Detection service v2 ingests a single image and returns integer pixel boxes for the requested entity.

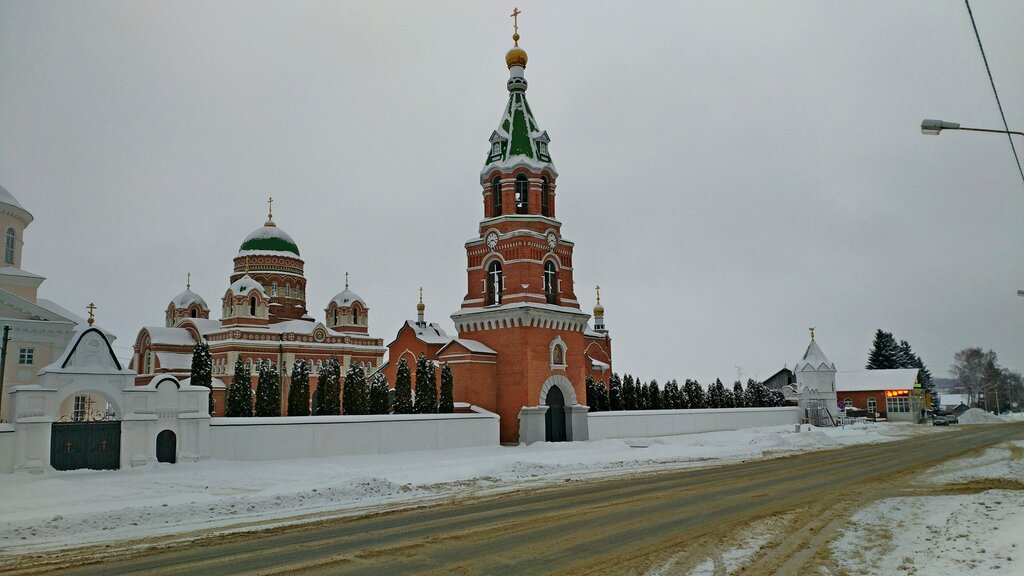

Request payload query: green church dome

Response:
[238,224,300,257]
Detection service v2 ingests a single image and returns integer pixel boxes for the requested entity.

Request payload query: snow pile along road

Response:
[957,407,1010,424]
[0,422,925,554]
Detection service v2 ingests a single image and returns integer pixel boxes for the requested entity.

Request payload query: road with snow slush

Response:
[10,422,1024,575]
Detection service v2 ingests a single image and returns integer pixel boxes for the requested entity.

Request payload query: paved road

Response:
[18,423,1024,575]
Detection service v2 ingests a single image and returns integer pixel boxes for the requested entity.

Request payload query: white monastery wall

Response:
[0,424,14,473]
[587,407,800,440]
[208,407,500,461]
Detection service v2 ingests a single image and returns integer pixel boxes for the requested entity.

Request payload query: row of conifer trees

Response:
[584,374,786,411]
[188,343,454,417]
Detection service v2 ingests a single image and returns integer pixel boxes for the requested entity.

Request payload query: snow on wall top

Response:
[835,369,921,392]
[407,321,451,345]
[145,326,198,346]
[156,351,194,370]
[794,339,836,372]
[237,224,300,257]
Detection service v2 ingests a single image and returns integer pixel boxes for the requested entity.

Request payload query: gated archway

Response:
[545,386,567,442]
[156,430,177,464]
[50,416,121,471]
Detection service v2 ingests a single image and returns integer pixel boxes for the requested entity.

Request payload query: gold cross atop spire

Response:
[419,286,424,304]
[187,272,191,290]
[595,285,602,305]
[266,196,275,226]
[809,327,816,340]
[345,271,349,290]
[87,303,97,326]
[510,7,521,45]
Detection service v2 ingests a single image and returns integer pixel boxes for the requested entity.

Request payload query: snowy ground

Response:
[0,421,924,555]
[831,439,1024,576]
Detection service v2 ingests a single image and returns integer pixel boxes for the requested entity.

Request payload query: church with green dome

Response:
[131,201,385,415]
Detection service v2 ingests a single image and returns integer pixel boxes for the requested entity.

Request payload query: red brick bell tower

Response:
[442,16,602,444]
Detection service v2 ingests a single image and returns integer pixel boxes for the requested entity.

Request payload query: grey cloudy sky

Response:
[2,1,1022,383]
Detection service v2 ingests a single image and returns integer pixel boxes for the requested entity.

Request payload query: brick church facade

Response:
[384,29,613,443]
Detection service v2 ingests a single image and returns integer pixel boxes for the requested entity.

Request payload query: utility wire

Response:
[964,0,1024,188]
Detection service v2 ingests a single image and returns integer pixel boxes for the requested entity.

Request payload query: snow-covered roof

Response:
[238,224,299,257]
[329,288,366,308]
[145,326,197,346]
[440,338,496,355]
[227,274,267,298]
[480,62,557,179]
[794,339,836,372]
[266,319,320,334]
[407,321,451,345]
[156,351,194,370]
[0,266,44,280]
[35,298,85,326]
[170,288,210,311]
[181,376,227,389]
[835,369,920,392]
[177,317,222,335]
[0,183,33,224]
[42,326,133,375]
[588,356,610,371]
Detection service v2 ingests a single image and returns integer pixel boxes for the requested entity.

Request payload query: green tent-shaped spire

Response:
[483,43,555,173]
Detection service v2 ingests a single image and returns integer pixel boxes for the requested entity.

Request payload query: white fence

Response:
[0,425,13,474]
[587,407,801,440]
[209,406,500,461]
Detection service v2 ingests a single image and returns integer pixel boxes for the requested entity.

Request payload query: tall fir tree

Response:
[707,378,727,408]
[255,361,281,417]
[394,357,414,414]
[866,329,902,369]
[189,342,214,415]
[608,373,623,411]
[368,371,391,414]
[623,375,637,410]
[288,360,310,416]
[596,380,610,411]
[662,379,679,409]
[585,375,597,411]
[733,380,745,408]
[317,356,341,415]
[342,365,359,415]
[225,357,253,417]
[745,378,770,407]
[648,380,662,409]
[347,365,369,415]
[439,363,455,413]
[414,354,438,414]
[684,379,706,409]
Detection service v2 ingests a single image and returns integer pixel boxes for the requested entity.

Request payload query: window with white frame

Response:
[886,396,911,413]
[73,395,87,421]
[5,228,15,264]
[867,397,876,413]
[18,347,34,365]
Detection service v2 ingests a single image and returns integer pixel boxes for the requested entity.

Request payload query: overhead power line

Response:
[964,0,1024,188]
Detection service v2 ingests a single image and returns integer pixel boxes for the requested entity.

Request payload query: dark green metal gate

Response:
[545,386,567,442]
[50,421,121,471]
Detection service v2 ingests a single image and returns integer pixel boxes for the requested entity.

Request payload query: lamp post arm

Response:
[952,126,1024,138]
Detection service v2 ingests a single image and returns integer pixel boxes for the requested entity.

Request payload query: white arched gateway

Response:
[4,326,210,473]
[518,374,589,445]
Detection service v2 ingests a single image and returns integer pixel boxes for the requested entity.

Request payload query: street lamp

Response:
[921,119,1024,137]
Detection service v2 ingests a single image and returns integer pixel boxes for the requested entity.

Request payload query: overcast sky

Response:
[2,1,1022,383]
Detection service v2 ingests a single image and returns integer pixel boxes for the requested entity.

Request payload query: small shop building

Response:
[835,368,928,423]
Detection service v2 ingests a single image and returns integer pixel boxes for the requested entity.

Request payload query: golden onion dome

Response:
[506,37,528,69]
[416,301,426,312]
[593,303,605,316]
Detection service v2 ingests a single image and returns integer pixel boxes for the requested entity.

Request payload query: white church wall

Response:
[587,407,800,440]
[208,407,499,461]
[0,425,14,473]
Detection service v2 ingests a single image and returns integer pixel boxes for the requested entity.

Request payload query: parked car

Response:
[947,415,959,424]
[932,416,949,426]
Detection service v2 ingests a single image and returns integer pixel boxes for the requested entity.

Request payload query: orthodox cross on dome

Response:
[87,303,97,326]
[419,286,424,304]
[187,272,191,290]
[510,7,521,45]
[809,327,816,340]
[595,285,602,305]
[345,271,349,290]
[266,196,275,226]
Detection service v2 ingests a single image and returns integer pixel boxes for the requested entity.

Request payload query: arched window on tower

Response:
[486,261,503,305]
[333,308,338,325]
[352,307,359,324]
[190,308,198,318]
[249,297,257,316]
[515,174,529,214]
[4,228,15,264]
[541,177,550,217]
[491,177,502,216]
[544,261,558,304]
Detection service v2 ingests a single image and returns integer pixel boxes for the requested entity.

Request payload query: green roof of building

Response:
[238,224,300,257]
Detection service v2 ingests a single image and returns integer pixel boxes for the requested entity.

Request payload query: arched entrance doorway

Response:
[545,386,567,442]
[156,430,177,464]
